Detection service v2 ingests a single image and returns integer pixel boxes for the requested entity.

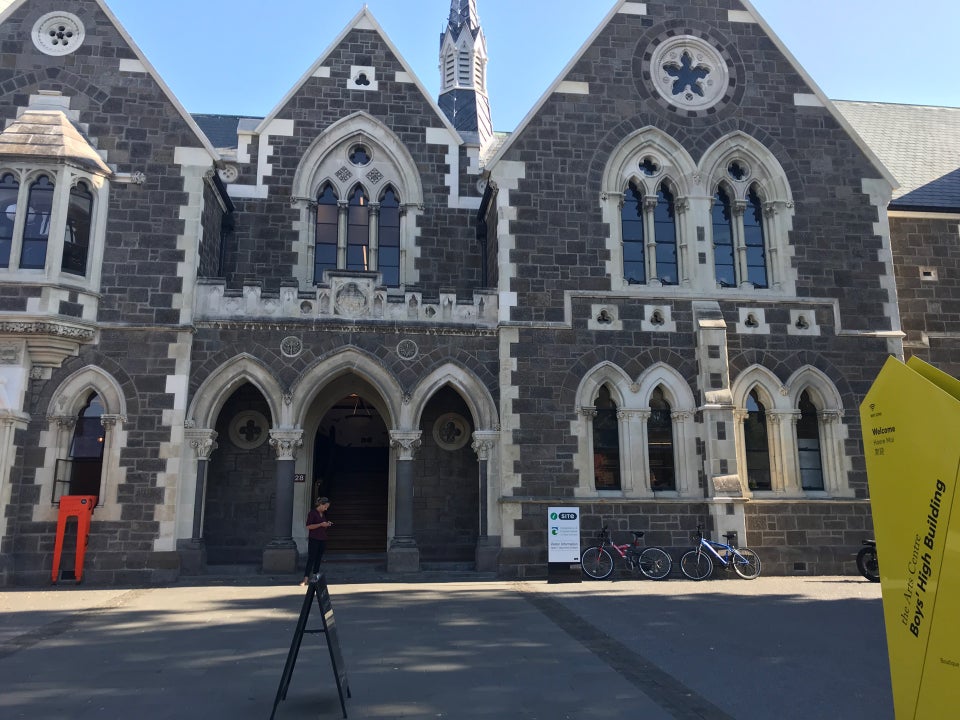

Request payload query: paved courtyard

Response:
[0,571,891,719]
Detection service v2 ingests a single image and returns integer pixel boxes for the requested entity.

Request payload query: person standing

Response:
[300,497,332,585]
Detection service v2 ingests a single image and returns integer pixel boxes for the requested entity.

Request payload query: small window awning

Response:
[0,110,112,175]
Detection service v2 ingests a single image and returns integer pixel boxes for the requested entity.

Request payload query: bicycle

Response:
[580,525,672,580]
[680,524,761,580]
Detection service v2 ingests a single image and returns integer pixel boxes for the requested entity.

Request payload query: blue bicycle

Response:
[680,524,761,580]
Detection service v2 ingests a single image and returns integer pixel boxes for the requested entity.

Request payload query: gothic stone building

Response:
[0,0,925,584]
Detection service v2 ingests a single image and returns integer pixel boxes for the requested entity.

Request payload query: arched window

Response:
[744,185,768,288]
[648,386,675,491]
[20,175,54,269]
[378,187,401,287]
[653,184,678,285]
[621,182,645,284]
[797,391,824,490]
[0,172,18,267]
[62,181,93,276]
[592,385,621,490]
[744,389,771,491]
[65,393,106,499]
[314,185,338,282]
[346,186,369,272]
[712,186,736,288]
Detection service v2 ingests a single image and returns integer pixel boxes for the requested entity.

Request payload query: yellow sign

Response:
[861,356,960,718]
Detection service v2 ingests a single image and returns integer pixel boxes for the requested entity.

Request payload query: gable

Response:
[487,0,895,189]
[0,0,217,164]
[255,7,458,140]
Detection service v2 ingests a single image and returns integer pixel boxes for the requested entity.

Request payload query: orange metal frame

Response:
[51,495,97,584]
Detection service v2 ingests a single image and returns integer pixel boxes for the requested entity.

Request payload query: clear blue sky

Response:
[105,0,960,131]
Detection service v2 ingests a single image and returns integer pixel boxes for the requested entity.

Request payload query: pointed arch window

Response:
[712,186,736,288]
[0,172,19,267]
[378,187,401,287]
[653,185,678,285]
[62,181,93,276]
[621,181,679,285]
[744,185,768,288]
[712,183,769,289]
[621,182,646,284]
[65,393,106,499]
[648,386,675,491]
[314,185,339,282]
[592,385,621,491]
[20,175,54,269]
[797,391,825,491]
[744,389,772,491]
[346,186,370,271]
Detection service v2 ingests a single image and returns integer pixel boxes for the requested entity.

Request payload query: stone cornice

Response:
[0,320,96,342]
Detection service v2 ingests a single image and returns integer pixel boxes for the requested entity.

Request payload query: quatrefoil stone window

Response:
[649,35,729,111]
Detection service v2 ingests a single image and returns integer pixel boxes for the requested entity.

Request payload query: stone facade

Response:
[2,0,949,586]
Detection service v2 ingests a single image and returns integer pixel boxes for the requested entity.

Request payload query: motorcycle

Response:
[856,539,880,582]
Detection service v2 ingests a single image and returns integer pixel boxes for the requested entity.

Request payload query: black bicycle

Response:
[856,539,879,582]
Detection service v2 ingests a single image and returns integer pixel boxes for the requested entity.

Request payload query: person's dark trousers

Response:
[304,538,326,576]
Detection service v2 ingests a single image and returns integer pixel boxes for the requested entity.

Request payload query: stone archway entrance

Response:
[312,393,389,557]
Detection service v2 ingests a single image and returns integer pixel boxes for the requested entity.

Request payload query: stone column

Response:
[178,428,218,573]
[388,430,421,573]
[472,430,500,572]
[263,428,303,573]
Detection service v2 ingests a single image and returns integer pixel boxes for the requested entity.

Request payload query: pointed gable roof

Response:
[0,0,220,165]
[486,0,897,189]
[0,109,111,174]
[255,7,460,139]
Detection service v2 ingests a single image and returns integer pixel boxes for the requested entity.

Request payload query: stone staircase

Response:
[323,470,388,555]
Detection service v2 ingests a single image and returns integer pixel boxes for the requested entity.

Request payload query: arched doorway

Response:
[313,393,389,556]
[204,382,275,564]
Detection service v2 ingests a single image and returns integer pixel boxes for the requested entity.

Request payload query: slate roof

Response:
[192,114,261,151]
[0,110,111,174]
[834,100,960,212]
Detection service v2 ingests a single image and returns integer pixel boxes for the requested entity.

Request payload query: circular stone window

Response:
[32,12,85,56]
[229,410,269,450]
[649,35,729,112]
[280,336,303,358]
[218,164,239,184]
[433,413,470,451]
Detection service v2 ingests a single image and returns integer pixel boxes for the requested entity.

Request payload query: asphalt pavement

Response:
[0,566,892,720]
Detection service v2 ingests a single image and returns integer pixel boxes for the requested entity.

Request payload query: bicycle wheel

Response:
[680,549,713,580]
[638,547,672,580]
[856,546,880,582]
[581,546,614,580]
[732,548,762,579]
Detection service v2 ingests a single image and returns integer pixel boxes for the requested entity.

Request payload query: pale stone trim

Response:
[426,126,481,210]
[186,353,285,430]
[727,10,755,23]
[118,59,146,73]
[862,177,903,357]
[793,93,824,107]
[556,81,590,95]
[619,2,648,14]
[313,67,331,78]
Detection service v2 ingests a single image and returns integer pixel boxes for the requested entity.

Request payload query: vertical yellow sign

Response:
[861,357,960,719]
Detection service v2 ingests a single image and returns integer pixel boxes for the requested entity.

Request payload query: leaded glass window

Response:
[744,389,771,491]
[648,386,675,491]
[622,182,645,285]
[712,187,735,288]
[592,386,621,491]
[797,391,824,491]
[20,175,54,269]
[378,187,401,287]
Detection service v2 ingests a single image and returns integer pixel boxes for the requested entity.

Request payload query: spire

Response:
[447,0,481,39]
[439,0,493,147]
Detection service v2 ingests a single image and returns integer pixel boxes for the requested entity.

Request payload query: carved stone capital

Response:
[390,430,422,461]
[580,406,598,419]
[48,415,76,430]
[185,428,219,460]
[269,429,304,461]
[471,430,499,460]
